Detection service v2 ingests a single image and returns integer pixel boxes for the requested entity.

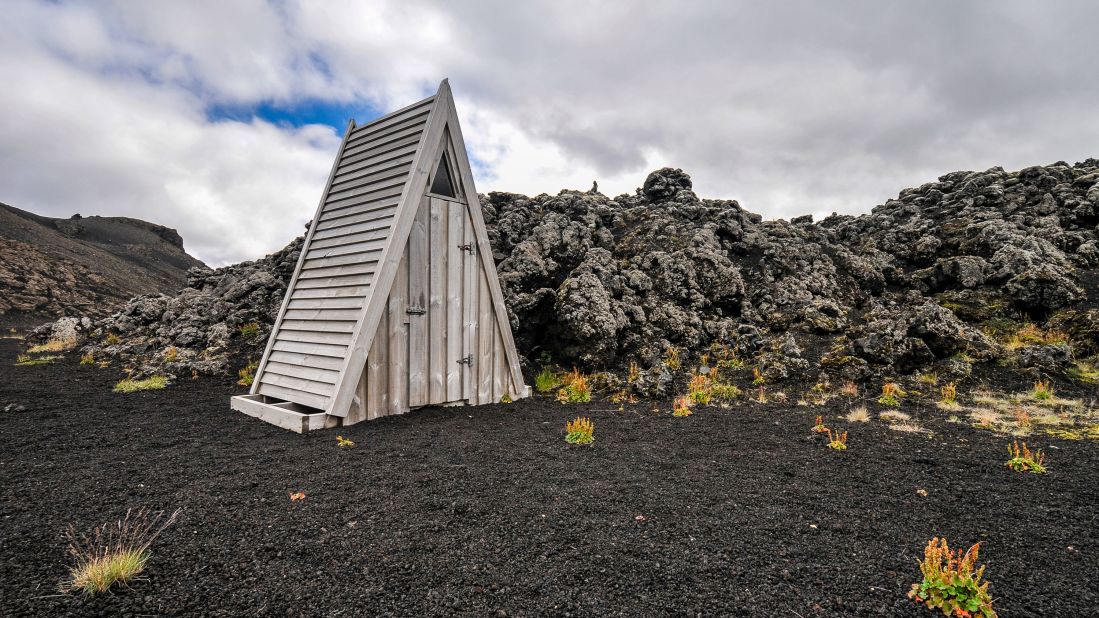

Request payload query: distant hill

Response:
[0,203,206,317]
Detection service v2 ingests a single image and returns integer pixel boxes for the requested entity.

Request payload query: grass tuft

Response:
[113,376,168,393]
[846,406,870,423]
[63,508,180,596]
[27,338,77,354]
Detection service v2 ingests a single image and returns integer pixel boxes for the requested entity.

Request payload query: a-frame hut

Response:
[231,80,530,432]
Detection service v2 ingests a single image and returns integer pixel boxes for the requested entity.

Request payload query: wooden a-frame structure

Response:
[232,80,529,432]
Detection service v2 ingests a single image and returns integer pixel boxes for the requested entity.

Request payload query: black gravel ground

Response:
[2,326,1097,617]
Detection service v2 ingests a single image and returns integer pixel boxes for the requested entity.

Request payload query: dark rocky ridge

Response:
[33,160,1099,393]
[0,203,206,317]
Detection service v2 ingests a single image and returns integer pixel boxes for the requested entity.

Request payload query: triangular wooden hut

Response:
[231,80,530,432]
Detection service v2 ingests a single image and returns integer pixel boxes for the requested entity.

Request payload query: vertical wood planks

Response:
[462,204,479,403]
[477,266,493,403]
[428,197,447,403]
[493,323,505,401]
[388,245,410,415]
[446,200,463,402]
[366,309,388,419]
[408,195,429,407]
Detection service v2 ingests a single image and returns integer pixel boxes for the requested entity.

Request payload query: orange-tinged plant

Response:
[908,538,996,617]
[1032,380,1053,401]
[879,382,905,406]
[289,492,306,501]
[565,416,595,444]
[752,366,765,385]
[941,382,957,405]
[812,415,828,433]
[556,368,591,403]
[1005,440,1046,473]
[688,373,712,405]
[826,429,848,450]
[1013,408,1031,429]
[672,396,692,417]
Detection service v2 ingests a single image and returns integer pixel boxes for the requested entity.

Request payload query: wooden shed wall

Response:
[344,193,522,424]
[254,96,436,410]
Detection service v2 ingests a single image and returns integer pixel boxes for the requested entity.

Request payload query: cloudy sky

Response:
[2,1,1097,266]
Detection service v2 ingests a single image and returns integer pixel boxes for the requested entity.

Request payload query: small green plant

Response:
[687,373,712,405]
[672,396,692,417]
[1005,440,1046,473]
[940,382,957,405]
[63,508,180,596]
[105,333,121,345]
[711,383,742,401]
[163,346,179,363]
[1031,380,1053,401]
[1067,360,1099,383]
[811,415,828,433]
[826,429,848,450]
[113,376,168,393]
[556,368,591,403]
[878,382,905,407]
[664,345,681,370]
[917,372,939,386]
[565,416,595,445]
[752,366,765,385]
[80,352,95,366]
[239,322,261,339]
[237,361,258,387]
[534,367,561,393]
[337,435,355,448]
[627,361,640,384]
[908,538,996,618]
[500,393,513,404]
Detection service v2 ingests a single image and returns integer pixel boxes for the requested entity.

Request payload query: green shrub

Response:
[908,538,996,617]
[534,367,561,392]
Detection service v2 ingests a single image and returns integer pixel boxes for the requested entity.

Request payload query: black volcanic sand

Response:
[1,331,1096,617]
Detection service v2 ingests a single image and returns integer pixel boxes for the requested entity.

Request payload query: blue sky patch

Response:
[207,98,385,133]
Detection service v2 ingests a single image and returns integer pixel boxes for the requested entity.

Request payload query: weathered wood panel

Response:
[462,202,479,403]
[278,319,357,334]
[260,372,335,397]
[446,199,464,402]
[267,350,345,372]
[334,141,420,176]
[331,154,417,188]
[492,323,505,402]
[271,339,347,357]
[291,275,373,291]
[327,163,412,197]
[408,195,430,407]
[263,361,340,385]
[255,383,328,410]
[281,307,363,321]
[388,245,410,415]
[428,197,447,403]
[304,239,388,260]
[477,265,493,403]
[318,197,402,224]
[290,286,369,300]
[286,297,364,310]
[366,309,388,420]
[348,96,433,139]
[313,207,399,234]
[345,109,429,147]
[275,330,353,346]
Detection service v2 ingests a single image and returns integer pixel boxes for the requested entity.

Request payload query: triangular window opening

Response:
[429,152,458,198]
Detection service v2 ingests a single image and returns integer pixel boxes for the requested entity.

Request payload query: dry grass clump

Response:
[113,376,168,393]
[880,410,911,423]
[1002,323,1068,351]
[63,508,180,596]
[663,345,680,370]
[27,337,77,354]
[15,354,58,366]
[889,421,930,434]
[846,405,870,423]
[840,381,859,397]
[565,416,595,444]
[970,408,1002,428]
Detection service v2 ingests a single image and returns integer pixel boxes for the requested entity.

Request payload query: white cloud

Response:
[1,0,1097,266]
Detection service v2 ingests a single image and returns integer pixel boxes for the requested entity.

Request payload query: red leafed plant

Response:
[908,538,996,617]
[812,415,828,433]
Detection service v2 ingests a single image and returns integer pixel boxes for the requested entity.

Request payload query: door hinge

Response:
[456,354,474,366]
[406,306,426,315]
[458,242,476,254]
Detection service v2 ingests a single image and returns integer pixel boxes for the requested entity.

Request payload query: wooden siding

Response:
[255,94,434,409]
[248,81,528,426]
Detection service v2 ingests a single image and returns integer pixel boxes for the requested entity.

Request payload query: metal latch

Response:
[406,306,426,315]
[456,355,473,366]
[458,242,475,254]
